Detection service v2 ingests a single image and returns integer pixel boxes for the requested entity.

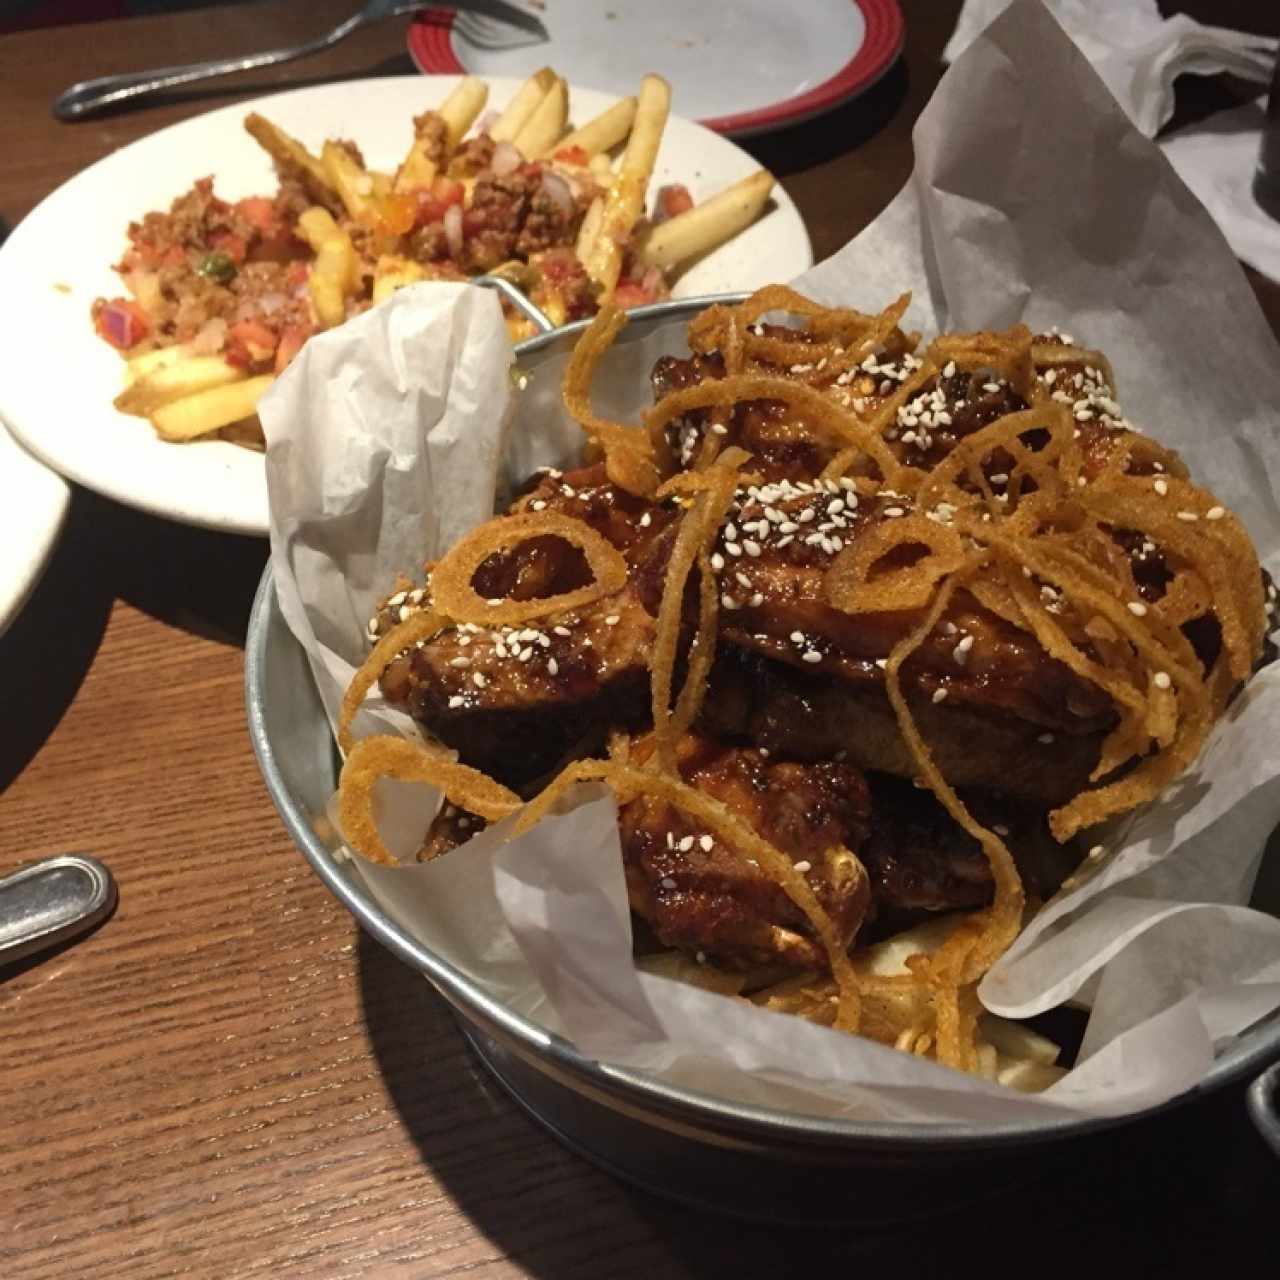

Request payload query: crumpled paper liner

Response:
[261,0,1280,1123]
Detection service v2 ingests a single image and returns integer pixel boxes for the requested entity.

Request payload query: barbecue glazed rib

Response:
[377,459,1117,802]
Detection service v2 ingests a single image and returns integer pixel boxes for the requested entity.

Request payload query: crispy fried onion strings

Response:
[338,607,447,753]
[338,735,522,865]
[430,512,628,626]
[562,306,660,496]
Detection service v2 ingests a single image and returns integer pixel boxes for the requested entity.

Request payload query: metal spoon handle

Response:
[52,17,362,121]
[0,856,117,966]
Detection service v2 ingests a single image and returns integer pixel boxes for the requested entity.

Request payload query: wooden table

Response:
[2,2,1277,1275]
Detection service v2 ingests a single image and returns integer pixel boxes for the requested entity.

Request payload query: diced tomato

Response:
[414,176,466,228]
[94,298,151,350]
[227,318,279,364]
[235,196,279,233]
[208,231,247,264]
[274,324,313,373]
[655,184,694,222]
[611,281,657,309]
[286,261,310,288]
[552,144,589,166]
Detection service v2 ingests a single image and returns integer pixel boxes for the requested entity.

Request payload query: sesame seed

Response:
[932,687,948,703]
[790,630,805,644]
[1128,601,1148,616]
[678,836,695,852]
[1176,510,1198,522]
[666,832,674,849]
[472,672,487,689]
[1087,845,1105,860]
[802,650,822,664]
[710,553,725,571]
[531,500,547,511]
[639,512,652,528]
[387,591,407,607]
[793,860,812,874]
[1206,506,1225,520]
[1037,733,1054,744]
[724,522,738,540]
[548,658,558,675]
[1153,479,1168,496]
[993,824,1010,836]
[449,656,471,668]
[734,571,751,589]
[711,423,728,435]
[448,695,465,709]
[726,543,742,557]
[743,540,762,557]
[660,877,677,890]
[750,593,764,607]
[605,615,620,626]
[1154,671,1171,689]
[699,835,714,852]
[398,605,412,623]
[722,595,738,610]
[953,635,974,663]
[883,506,905,518]
[518,647,533,661]
[487,598,504,607]
[943,361,956,378]
[554,626,571,637]
[875,658,887,669]
[696,951,707,964]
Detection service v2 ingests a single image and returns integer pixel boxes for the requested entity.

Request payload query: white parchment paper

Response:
[261,0,1280,1123]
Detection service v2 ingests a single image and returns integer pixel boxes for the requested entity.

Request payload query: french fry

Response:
[244,113,334,206]
[370,171,393,200]
[637,170,775,272]
[371,255,428,305]
[124,343,192,383]
[321,140,375,221]
[551,96,637,159]
[588,152,615,184]
[115,355,244,417]
[978,1015,1062,1066]
[150,375,274,442]
[995,1056,1068,1093]
[583,74,670,297]
[297,207,359,327]
[438,75,489,150]
[489,67,557,143]
[575,195,604,262]
[513,76,568,159]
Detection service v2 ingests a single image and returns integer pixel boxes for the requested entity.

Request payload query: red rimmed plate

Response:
[408,0,904,138]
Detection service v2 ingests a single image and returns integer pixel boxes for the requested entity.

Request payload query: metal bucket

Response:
[245,295,1280,1220]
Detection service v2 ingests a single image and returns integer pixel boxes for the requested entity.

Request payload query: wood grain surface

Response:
[2,2,1278,1276]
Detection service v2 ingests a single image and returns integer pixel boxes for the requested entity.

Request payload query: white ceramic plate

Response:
[0,423,69,636]
[409,0,905,137]
[0,76,810,537]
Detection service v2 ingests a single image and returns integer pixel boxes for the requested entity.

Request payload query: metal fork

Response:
[454,8,551,51]
[53,0,548,122]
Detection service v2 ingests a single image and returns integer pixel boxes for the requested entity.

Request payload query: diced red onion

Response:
[540,169,575,218]
[100,303,133,348]
[491,140,523,176]
[443,202,464,258]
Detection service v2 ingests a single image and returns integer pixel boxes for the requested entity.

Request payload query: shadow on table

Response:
[0,485,265,789]
[743,59,909,180]
[357,928,1277,1277]
[62,52,417,123]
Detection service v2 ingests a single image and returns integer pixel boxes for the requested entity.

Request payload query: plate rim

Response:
[0,74,811,537]
[406,0,905,138]
[0,424,71,636]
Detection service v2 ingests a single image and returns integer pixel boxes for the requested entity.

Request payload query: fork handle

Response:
[52,17,362,121]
